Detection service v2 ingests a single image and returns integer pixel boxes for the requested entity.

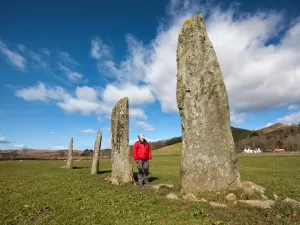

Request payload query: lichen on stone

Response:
[184,20,191,25]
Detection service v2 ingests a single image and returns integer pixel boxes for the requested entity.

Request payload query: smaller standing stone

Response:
[91,130,102,175]
[273,194,279,201]
[66,137,73,169]
[110,97,133,183]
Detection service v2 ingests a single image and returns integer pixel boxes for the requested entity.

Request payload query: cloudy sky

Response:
[1,0,300,150]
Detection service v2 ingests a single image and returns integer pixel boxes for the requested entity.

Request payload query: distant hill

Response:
[236,124,300,151]
[0,149,111,160]
[3,124,299,160]
[148,126,251,150]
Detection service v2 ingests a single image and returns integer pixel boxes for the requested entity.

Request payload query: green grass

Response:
[1,151,300,224]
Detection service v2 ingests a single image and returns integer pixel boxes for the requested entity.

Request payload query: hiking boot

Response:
[143,177,150,185]
[138,182,143,188]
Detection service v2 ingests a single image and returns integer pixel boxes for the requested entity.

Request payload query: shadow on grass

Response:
[73,166,89,170]
[133,172,159,183]
[99,170,112,174]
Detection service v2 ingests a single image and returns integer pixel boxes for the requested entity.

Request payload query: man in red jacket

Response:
[132,134,152,187]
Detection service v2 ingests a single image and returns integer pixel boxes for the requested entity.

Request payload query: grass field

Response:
[1,147,300,224]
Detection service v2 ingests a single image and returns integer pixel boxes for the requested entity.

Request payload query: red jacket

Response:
[132,140,152,161]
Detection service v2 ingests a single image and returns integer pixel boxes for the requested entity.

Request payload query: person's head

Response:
[138,134,144,141]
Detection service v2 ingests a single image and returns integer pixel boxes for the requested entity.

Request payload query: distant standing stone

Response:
[110,97,133,183]
[66,137,73,169]
[91,130,102,175]
[176,14,241,192]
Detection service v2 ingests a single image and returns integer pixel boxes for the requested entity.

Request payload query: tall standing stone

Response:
[176,14,241,192]
[91,130,102,175]
[110,97,133,183]
[66,137,73,169]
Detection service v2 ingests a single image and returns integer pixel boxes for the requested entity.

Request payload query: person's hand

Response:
[136,160,139,163]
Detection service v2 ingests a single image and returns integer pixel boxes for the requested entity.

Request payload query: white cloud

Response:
[90,37,111,60]
[265,122,274,127]
[15,82,70,101]
[276,111,300,125]
[230,111,246,126]
[56,86,110,116]
[135,121,155,131]
[16,82,147,119]
[67,71,84,83]
[58,63,85,83]
[97,116,103,122]
[102,83,155,106]
[81,129,96,134]
[29,50,49,71]
[17,44,26,53]
[59,51,79,66]
[41,48,50,56]
[0,40,26,71]
[13,144,25,148]
[0,135,10,144]
[130,108,147,120]
[288,104,300,110]
[96,0,300,121]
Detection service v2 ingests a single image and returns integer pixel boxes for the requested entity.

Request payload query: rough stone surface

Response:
[242,181,266,195]
[225,193,237,202]
[261,194,269,200]
[91,130,102,175]
[152,184,175,190]
[166,193,179,200]
[110,177,120,186]
[209,202,227,208]
[183,193,199,202]
[283,198,300,207]
[273,194,279,201]
[238,200,275,209]
[176,14,241,192]
[66,137,73,169]
[111,97,133,183]
[199,198,208,203]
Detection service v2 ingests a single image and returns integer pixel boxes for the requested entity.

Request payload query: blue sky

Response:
[1,0,300,150]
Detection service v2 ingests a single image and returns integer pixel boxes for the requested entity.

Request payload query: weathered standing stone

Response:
[66,137,73,169]
[91,130,102,175]
[110,97,133,183]
[176,14,241,192]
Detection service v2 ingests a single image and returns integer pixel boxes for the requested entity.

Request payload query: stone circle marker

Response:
[176,14,241,192]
